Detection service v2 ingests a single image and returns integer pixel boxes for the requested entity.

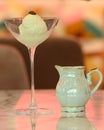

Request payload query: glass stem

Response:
[29,47,37,109]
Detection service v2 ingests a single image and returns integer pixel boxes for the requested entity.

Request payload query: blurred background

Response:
[1,0,104,89]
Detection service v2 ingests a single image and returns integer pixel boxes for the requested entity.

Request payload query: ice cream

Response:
[18,11,48,48]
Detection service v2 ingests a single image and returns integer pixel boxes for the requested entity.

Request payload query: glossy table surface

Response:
[0,89,104,130]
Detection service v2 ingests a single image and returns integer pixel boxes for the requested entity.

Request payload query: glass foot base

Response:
[15,108,52,116]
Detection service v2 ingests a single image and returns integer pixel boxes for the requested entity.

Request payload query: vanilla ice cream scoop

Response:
[19,11,47,35]
[18,11,48,48]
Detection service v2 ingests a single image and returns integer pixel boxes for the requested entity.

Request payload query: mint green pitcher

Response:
[55,65,103,117]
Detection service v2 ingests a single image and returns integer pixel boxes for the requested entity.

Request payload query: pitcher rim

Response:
[55,65,85,69]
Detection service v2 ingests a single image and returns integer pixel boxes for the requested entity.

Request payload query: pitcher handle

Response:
[86,68,103,95]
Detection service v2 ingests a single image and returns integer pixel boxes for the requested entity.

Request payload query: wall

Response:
[0,0,104,88]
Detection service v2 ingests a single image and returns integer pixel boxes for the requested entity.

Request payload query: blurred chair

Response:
[0,39,30,89]
[34,37,84,89]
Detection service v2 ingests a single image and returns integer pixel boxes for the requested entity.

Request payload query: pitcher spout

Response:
[55,65,63,73]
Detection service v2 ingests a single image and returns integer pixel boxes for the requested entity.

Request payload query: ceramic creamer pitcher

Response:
[55,65,103,117]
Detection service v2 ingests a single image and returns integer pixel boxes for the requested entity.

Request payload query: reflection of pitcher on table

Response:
[57,116,96,130]
[55,65,103,117]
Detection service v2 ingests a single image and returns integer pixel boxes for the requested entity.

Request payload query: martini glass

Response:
[4,17,58,115]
